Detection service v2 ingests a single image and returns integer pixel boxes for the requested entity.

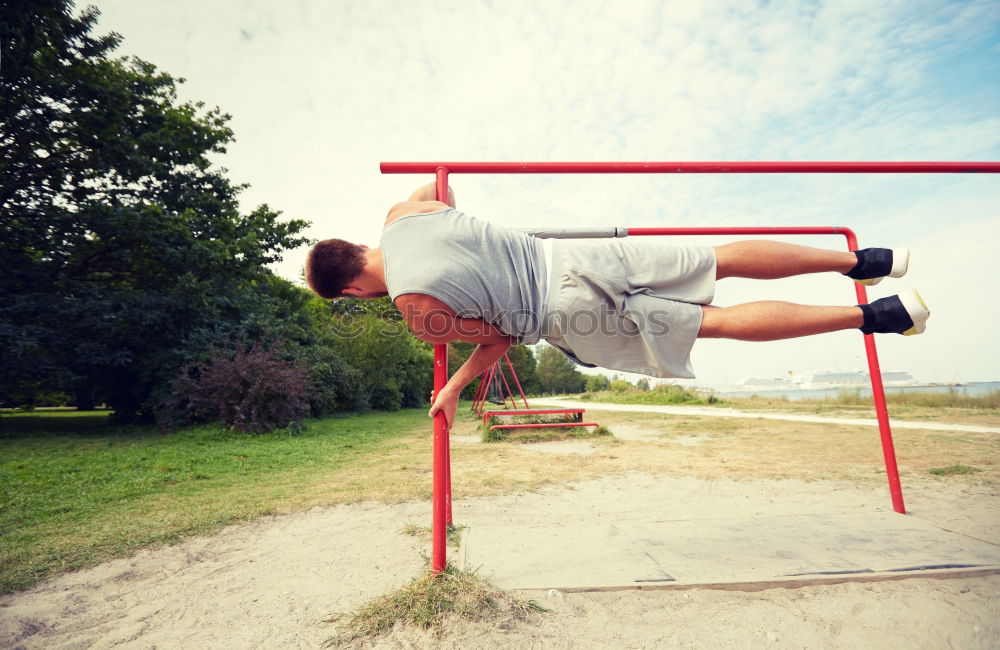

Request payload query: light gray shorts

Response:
[539,238,716,379]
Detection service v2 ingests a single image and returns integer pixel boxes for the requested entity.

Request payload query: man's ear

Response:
[342,286,362,297]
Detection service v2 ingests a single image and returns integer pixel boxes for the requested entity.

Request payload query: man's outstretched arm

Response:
[429,339,511,431]
[395,293,512,346]
[406,181,456,207]
[383,183,456,224]
[395,292,514,430]
[414,311,514,431]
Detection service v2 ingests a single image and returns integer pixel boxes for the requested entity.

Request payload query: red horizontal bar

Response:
[381,161,1000,174]
[490,422,600,431]
[481,408,584,422]
[626,226,855,237]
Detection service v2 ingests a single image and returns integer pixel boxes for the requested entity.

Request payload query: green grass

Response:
[0,408,430,594]
[322,564,545,647]
[928,464,983,476]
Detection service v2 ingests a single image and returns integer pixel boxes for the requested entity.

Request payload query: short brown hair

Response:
[305,239,367,298]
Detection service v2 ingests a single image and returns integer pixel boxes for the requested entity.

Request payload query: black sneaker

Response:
[846,248,910,286]
[860,289,930,336]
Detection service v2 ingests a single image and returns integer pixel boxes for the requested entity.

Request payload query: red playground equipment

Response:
[381,159,1000,574]
[471,353,580,415]
[471,352,600,434]
[471,353,528,414]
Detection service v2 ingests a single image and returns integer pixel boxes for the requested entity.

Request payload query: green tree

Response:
[0,2,309,417]
[505,344,541,395]
[241,287,369,417]
[584,374,610,392]
[325,307,433,411]
[535,345,586,394]
[636,377,650,391]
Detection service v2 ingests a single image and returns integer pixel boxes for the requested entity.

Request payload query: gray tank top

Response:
[380,208,547,344]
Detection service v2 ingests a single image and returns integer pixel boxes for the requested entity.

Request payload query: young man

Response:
[305,183,929,431]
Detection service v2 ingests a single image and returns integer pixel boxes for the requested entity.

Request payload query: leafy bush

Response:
[299,345,368,416]
[159,343,309,433]
[648,383,702,403]
[609,380,632,393]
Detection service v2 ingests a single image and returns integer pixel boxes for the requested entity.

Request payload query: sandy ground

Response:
[1,470,998,649]
[2,415,999,649]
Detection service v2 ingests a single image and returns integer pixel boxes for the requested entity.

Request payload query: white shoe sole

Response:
[899,288,930,336]
[856,248,910,286]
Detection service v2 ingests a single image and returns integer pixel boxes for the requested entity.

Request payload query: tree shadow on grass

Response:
[0,410,154,440]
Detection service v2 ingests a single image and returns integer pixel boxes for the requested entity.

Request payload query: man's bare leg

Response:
[699,243,926,340]
[698,303,863,341]
[714,241,857,280]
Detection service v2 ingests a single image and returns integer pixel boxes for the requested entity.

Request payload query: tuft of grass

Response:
[400,523,466,548]
[929,464,982,476]
[323,565,545,647]
[400,523,426,537]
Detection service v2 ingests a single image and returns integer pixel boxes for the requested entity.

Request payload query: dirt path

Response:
[531,397,1000,433]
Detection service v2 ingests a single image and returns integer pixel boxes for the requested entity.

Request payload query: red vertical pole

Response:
[431,167,451,572]
[439,168,454,530]
[844,232,906,514]
[431,338,449,570]
[503,353,531,408]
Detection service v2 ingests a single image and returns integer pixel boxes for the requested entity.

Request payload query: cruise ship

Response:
[797,369,918,390]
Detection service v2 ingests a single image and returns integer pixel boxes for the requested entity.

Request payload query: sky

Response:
[89,0,1000,387]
